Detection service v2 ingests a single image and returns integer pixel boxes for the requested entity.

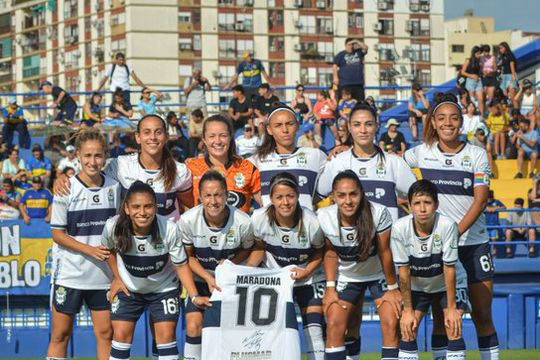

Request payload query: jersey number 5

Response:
[235,287,278,326]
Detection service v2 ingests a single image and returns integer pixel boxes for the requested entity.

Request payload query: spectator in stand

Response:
[457,88,471,113]
[96,52,146,107]
[313,89,338,145]
[497,42,518,101]
[0,142,8,161]
[408,82,430,142]
[40,81,78,125]
[336,119,350,147]
[365,96,378,114]
[183,68,211,118]
[504,197,537,257]
[2,97,29,149]
[470,125,495,175]
[461,46,485,116]
[514,79,538,126]
[528,175,540,229]
[290,84,313,123]
[337,88,357,121]
[19,176,53,223]
[188,109,204,157]
[235,124,259,158]
[14,170,32,193]
[514,118,538,179]
[461,102,482,141]
[224,51,271,102]
[253,83,280,135]
[106,88,134,128]
[2,148,25,180]
[26,144,52,188]
[486,100,508,159]
[165,111,189,161]
[480,44,498,102]
[378,119,406,156]
[137,87,163,116]
[332,37,368,101]
[82,92,103,127]
[228,85,253,132]
[485,190,506,256]
[297,123,322,149]
[0,178,20,219]
[56,145,80,175]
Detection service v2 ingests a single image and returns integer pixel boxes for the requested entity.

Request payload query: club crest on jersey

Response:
[375,163,386,178]
[461,155,472,169]
[111,296,120,314]
[234,172,245,188]
[433,234,442,250]
[108,188,115,204]
[298,234,308,246]
[296,152,307,166]
[55,286,67,305]
[226,229,236,245]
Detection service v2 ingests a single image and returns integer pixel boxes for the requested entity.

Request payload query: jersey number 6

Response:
[235,287,278,326]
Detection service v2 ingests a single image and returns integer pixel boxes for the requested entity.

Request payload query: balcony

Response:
[22,66,39,78]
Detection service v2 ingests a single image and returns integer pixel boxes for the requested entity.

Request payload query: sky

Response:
[444,0,540,32]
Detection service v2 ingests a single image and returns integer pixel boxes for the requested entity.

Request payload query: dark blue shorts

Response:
[336,279,386,304]
[458,242,494,283]
[185,282,212,314]
[412,288,469,313]
[51,284,109,314]
[110,288,181,322]
[293,281,325,309]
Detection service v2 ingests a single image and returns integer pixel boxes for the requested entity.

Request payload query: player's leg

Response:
[372,281,399,360]
[325,302,355,360]
[149,289,182,360]
[184,310,204,360]
[153,321,179,360]
[430,300,448,360]
[344,298,363,360]
[85,289,113,360]
[47,286,81,359]
[110,320,136,360]
[398,310,425,360]
[296,282,326,360]
[109,291,144,360]
[441,291,467,360]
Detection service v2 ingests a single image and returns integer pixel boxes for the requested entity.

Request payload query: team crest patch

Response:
[108,188,115,204]
[55,286,67,305]
[433,234,442,250]
[234,172,245,188]
[296,152,307,166]
[298,234,308,247]
[375,163,386,177]
[111,296,120,314]
[461,155,472,169]
[226,229,236,245]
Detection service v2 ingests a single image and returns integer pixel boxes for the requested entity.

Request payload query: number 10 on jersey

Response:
[235,287,279,326]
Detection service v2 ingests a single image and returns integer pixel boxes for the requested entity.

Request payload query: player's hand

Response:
[44,214,51,223]
[53,173,71,196]
[290,267,309,280]
[400,309,417,341]
[376,289,402,319]
[322,287,346,314]
[86,245,111,262]
[206,276,222,292]
[327,144,350,159]
[109,277,130,301]
[193,296,212,308]
[22,215,30,224]
[444,307,462,339]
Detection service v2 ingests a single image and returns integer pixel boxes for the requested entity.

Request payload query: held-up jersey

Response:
[202,260,301,360]
[101,215,187,294]
[104,153,192,221]
[178,204,254,282]
[318,202,392,283]
[317,149,416,221]
[252,206,325,286]
[404,143,491,246]
[391,213,459,293]
[249,147,327,210]
[50,175,120,289]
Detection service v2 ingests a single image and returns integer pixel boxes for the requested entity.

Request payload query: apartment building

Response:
[0,0,445,119]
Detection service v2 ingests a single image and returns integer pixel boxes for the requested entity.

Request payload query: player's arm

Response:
[292,247,322,281]
[175,262,211,307]
[398,265,417,340]
[54,90,65,107]
[443,264,461,339]
[18,201,30,224]
[252,191,262,207]
[230,245,252,265]
[322,238,344,312]
[52,228,111,261]
[177,189,194,212]
[106,250,130,301]
[185,245,220,292]
[245,239,265,267]
[375,228,402,318]
[457,184,488,237]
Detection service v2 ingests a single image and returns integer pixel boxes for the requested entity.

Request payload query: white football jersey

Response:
[178,204,254,282]
[318,202,392,283]
[202,260,301,360]
[249,147,327,210]
[101,214,187,294]
[252,206,325,286]
[317,149,416,221]
[391,213,459,293]
[104,153,192,221]
[50,175,120,289]
[404,143,490,246]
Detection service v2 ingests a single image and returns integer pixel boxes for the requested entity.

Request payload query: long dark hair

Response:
[113,181,161,253]
[256,104,297,159]
[332,170,374,261]
[202,114,241,163]
[423,92,463,145]
[347,102,385,160]
[467,46,481,73]
[266,172,304,236]
[499,41,516,63]
[137,114,177,191]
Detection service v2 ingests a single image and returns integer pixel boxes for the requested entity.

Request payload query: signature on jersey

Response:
[242,330,264,351]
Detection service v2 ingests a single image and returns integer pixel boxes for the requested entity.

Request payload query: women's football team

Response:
[46,95,499,360]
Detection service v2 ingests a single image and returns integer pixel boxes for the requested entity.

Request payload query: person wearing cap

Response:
[297,122,322,149]
[224,50,271,102]
[332,37,368,101]
[514,79,538,122]
[57,145,81,175]
[26,144,53,188]
[514,117,538,179]
[184,68,211,118]
[235,124,259,158]
[1,97,30,149]
[40,80,78,125]
[378,118,406,156]
[96,52,145,107]
[228,85,254,132]
[18,175,53,223]
[253,83,280,135]
[408,82,430,142]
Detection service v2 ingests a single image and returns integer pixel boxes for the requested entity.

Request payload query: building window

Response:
[218,65,236,85]
[300,67,332,87]
[317,16,333,34]
[348,12,363,29]
[377,44,398,61]
[409,0,420,12]
[193,35,201,51]
[22,54,40,78]
[410,44,430,62]
[377,19,394,35]
[416,69,431,85]
[377,0,394,11]
[218,13,253,32]
[64,25,79,44]
[178,12,191,23]
[269,36,284,52]
[0,37,12,58]
[218,39,235,58]
[407,19,429,36]
[268,10,283,29]
[178,38,192,51]
[111,13,126,26]
[379,68,397,86]
[63,0,78,19]
[218,0,234,4]
[269,62,285,79]
[111,38,126,52]
[193,9,201,24]
[451,44,464,53]
[179,64,192,77]
[236,39,254,57]
[298,16,315,34]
